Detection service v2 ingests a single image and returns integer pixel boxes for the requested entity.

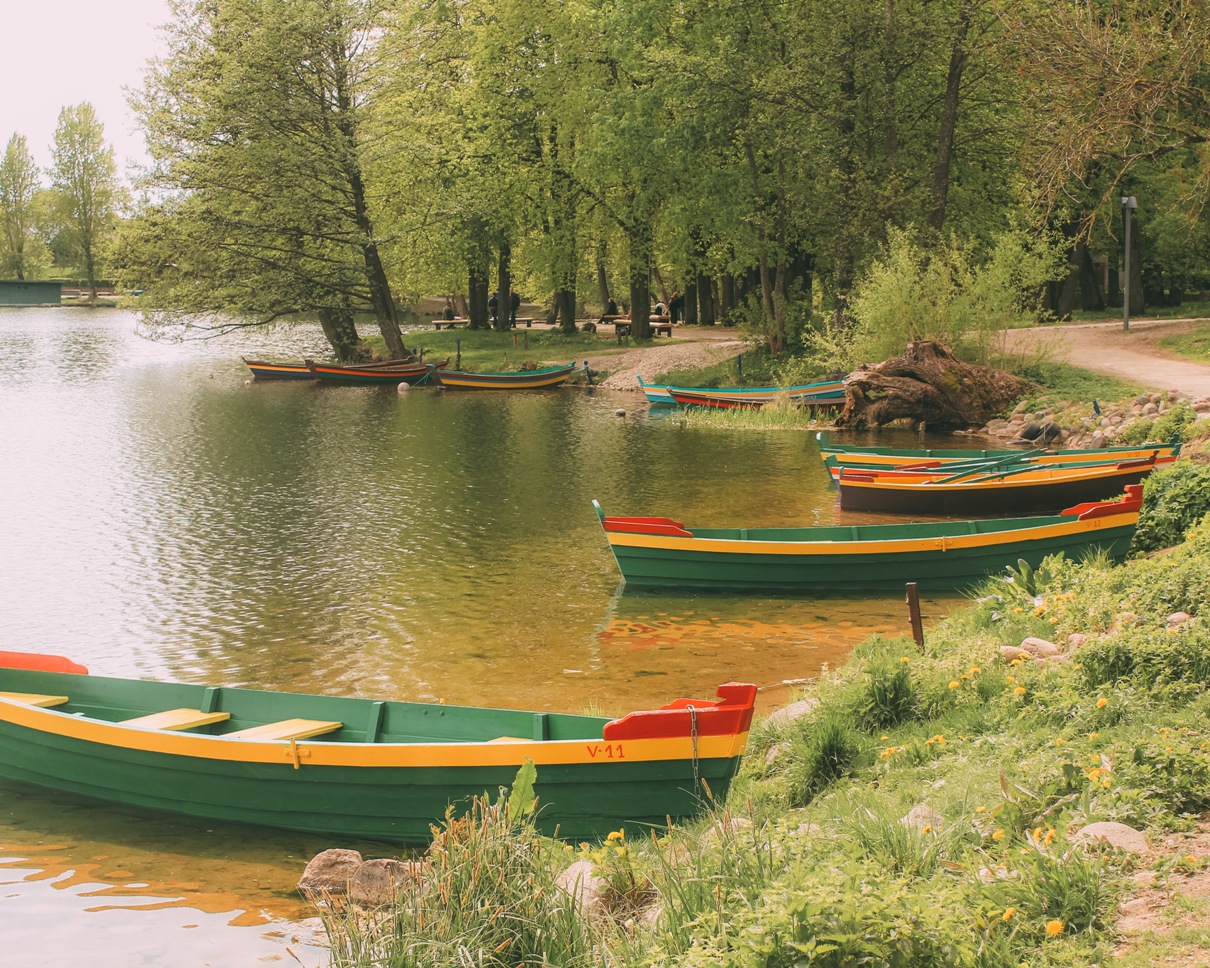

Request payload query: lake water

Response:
[0,308,964,967]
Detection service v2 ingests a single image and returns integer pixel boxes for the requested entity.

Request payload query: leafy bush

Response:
[858,660,919,730]
[1133,460,1210,553]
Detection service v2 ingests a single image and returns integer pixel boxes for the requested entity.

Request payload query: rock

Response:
[1168,611,1191,626]
[999,645,1030,663]
[556,860,610,918]
[764,743,783,767]
[1067,633,1088,648]
[1142,403,1159,416]
[1114,611,1140,629]
[1018,636,1061,657]
[1073,821,1148,854]
[349,859,423,907]
[299,848,364,896]
[901,804,943,831]
[766,698,818,725]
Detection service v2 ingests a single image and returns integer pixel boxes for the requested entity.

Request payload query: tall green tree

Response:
[50,104,118,302]
[0,134,43,280]
[131,0,407,359]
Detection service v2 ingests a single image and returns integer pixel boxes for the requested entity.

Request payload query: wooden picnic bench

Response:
[434,318,466,330]
[602,315,673,338]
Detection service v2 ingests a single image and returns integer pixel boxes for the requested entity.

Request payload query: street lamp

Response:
[1122,196,1137,332]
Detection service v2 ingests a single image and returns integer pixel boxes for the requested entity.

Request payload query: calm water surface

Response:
[0,308,964,966]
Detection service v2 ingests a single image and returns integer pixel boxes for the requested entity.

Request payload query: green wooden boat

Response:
[594,486,1142,593]
[0,652,755,843]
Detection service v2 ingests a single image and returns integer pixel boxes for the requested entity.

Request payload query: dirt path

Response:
[585,326,749,391]
[1002,317,1210,398]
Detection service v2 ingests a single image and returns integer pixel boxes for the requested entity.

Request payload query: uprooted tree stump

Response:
[835,340,1032,430]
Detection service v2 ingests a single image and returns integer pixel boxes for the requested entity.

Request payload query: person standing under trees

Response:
[509,288,521,326]
[488,291,499,326]
[669,291,684,325]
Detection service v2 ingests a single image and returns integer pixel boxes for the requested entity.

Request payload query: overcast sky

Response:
[2,0,171,179]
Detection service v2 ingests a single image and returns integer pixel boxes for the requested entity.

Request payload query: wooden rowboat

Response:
[636,376,676,405]
[0,651,755,842]
[837,457,1167,515]
[816,431,1182,478]
[434,361,578,390]
[307,359,447,386]
[594,486,1142,593]
[665,380,845,410]
[242,358,315,381]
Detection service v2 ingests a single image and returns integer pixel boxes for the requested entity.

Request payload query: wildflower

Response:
[1010,658,1023,666]
[949,680,960,689]
[1089,731,1099,740]
[1188,855,1199,865]
[993,829,1005,841]
[881,735,889,741]
[1002,907,1016,921]
[1014,686,1027,696]
[1088,768,1103,781]
[1046,919,1064,936]
[900,656,910,663]
[880,747,895,759]
[1101,776,1111,789]
[922,825,933,834]
[976,806,987,814]
[1056,737,1064,746]
[1007,675,1016,684]
[1044,827,1056,846]
[1097,697,1108,708]
[970,666,981,675]
[607,829,625,843]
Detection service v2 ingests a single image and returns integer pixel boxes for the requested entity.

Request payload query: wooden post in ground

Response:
[906,582,925,650]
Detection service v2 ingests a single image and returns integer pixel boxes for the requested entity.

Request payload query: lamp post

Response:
[1122,196,1137,332]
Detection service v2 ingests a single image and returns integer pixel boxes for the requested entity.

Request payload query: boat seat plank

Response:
[227,718,343,741]
[0,691,69,708]
[122,708,232,731]
[488,736,528,743]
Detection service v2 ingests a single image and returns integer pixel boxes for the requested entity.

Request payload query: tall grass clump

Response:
[784,711,865,806]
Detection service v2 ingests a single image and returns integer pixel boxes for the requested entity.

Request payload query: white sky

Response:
[1,0,172,180]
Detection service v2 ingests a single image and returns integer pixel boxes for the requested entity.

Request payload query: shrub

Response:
[1133,460,1210,553]
[858,660,919,730]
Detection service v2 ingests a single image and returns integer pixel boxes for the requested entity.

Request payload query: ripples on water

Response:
[0,308,966,966]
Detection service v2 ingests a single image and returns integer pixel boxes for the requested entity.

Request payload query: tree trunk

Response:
[495,241,512,332]
[596,243,610,310]
[684,281,699,325]
[627,221,653,338]
[318,306,364,361]
[697,273,715,325]
[468,261,489,330]
[929,3,971,232]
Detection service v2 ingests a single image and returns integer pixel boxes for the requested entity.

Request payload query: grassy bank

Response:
[316,463,1210,967]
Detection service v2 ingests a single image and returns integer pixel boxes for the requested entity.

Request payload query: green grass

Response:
[1068,302,1210,324]
[1003,359,1144,411]
[381,325,612,371]
[1159,323,1210,364]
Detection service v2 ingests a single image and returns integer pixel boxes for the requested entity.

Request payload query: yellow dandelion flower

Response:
[1088,768,1103,781]
[922,825,933,834]
[993,829,1005,841]
[881,735,889,741]
[1101,777,1111,789]
[880,747,894,759]
[1014,686,1027,695]
[1096,697,1108,708]
[1010,658,1023,666]
[970,666,981,675]
[949,680,960,689]
[1187,855,1198,865]
[1002,907,1016,921]
[1045,919,1064,936]
[1089,731,1099,740]
[976,805,987,814]
[900,656,910,663]
[1044,828,1056,846]
[1056,737,1064,746]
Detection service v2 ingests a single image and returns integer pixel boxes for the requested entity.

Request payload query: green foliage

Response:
[321,776,594,968]
[858,660,920,731]
[1116,401,1197,446]
[844,226,1066,368]
[785,713,865,807]
[1005,361,1142,414]
[1133,461,1210,553]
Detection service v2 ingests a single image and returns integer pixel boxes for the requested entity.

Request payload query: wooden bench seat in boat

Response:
[122,708,232,731]
[0,691,69,707]
[227,718,343,741]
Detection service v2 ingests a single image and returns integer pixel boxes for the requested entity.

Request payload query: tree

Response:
[50,104,117,302]
[0,134,44,280]
[130,0,407,359]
